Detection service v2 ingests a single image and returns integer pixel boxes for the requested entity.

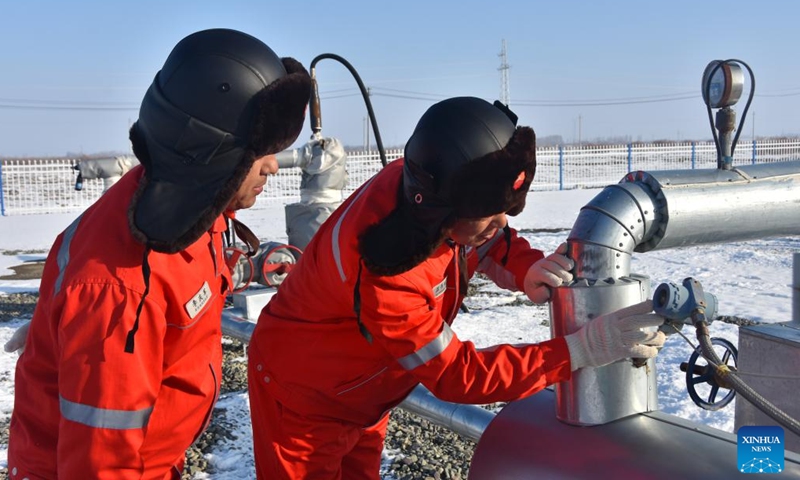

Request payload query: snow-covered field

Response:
[0,187,797,478]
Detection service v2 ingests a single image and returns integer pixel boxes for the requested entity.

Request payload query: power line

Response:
[3,84,799,112]
[0,97,137,106]
[521,91,697,103]
[0,103,138,111]
[369,87,444,98]
[369,92,450,102]
[0,96,139,111]
[0,91,363,110]
[320,92,362,100]
[754,90,800,98]
[318,87,359,95]
[513,93,698,107]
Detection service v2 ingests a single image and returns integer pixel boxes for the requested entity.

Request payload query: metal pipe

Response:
[75,156,139,180]
[637,161,800,250]
[219,310,495,442]
[275,149,300,169]
[561,160,800,426]
[221,309,256,340]
[397,385,495,443]
[569,161,800,281]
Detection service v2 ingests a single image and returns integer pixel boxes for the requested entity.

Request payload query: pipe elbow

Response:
[567,178,661,280]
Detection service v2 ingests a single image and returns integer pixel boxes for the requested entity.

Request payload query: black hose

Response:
[703,66,722,164]
[309,53,388,167]
[694,321,800,437]
[726,59,755,156]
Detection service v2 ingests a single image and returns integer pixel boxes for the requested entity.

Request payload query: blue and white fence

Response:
[2,140,800,216]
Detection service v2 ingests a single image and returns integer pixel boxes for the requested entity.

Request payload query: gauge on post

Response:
[702,60,744,108]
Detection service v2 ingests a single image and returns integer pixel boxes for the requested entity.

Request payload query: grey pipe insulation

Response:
[567,160,800,281]
[568,160,800,434]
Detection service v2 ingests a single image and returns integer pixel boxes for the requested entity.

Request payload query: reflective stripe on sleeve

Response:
[54,214,83,295]
[60,395,153,430]
[397,322,455,371]
[332,178,374,282]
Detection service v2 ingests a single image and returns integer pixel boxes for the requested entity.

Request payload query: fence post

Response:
[558,145,564,190]
[752,139,757,165]
[691,142,696,169]
[627,143,632,173]
[0,160,5,216]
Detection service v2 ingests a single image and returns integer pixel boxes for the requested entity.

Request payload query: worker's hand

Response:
[524,243,574,304]
[564,300,666,371]
[4,321,31,354]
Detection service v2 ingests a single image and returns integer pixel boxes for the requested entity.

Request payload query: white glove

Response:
[524,243,574,304]
[4,321,31,354]
[564,300,666,371]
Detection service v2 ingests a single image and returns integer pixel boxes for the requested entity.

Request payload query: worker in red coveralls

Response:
[247,96,666,479]
[7,28,311,479]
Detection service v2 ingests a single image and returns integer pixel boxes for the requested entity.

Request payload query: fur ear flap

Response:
[248,57,312,157]
[359,205,445,276]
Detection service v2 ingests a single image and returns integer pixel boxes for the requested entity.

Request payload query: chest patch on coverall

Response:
[433,278,447,298]
[185,281,212,319]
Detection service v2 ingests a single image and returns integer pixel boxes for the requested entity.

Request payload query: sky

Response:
[2,0,800,157]
[1,187,798,477]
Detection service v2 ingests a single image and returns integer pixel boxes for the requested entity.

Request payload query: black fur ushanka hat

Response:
[128,29,312,254]
[359,97,537,275]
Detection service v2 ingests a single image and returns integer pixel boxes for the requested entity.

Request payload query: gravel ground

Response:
[0,292,38,480]
[0,292,481,480]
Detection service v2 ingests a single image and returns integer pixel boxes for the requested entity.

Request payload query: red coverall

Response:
[248,159,573,479]
[8,166,231,479]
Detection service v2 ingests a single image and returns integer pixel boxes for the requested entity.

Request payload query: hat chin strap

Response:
[229,217,260,257]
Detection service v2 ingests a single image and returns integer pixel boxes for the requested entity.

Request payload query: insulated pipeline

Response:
[568,161,800,280]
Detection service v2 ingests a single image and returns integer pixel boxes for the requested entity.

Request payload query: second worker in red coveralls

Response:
[8,29,311,479]
[248,96,666,479]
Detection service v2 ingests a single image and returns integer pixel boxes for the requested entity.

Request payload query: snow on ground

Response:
[0,187,797,478]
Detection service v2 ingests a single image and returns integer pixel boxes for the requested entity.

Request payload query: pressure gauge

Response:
[701,60,744,108]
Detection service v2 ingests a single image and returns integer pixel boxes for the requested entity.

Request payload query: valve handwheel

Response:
[681,337,738,411]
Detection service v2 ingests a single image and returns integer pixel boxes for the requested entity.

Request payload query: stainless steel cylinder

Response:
[550,274,656,425]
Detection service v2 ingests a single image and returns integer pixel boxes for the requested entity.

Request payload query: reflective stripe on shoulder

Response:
[475,228,504,261]
[332,177,375,282]
[54,214,83,295]
[397,322,455,371]
[60,395,153,430]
